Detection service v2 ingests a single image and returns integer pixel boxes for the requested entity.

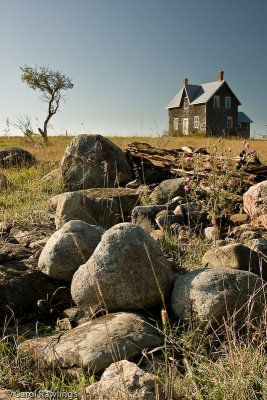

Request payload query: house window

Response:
[214,95,220,109]
[194,116,199,129]
[227,116,233,129]
[173,118,179,130]
[238,123,242,128]
[225,96,231,109]
[184,97,189,109]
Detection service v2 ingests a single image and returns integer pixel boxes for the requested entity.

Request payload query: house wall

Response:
[168,92,206,135]
[237,122,250,138]
[206,83,239,136]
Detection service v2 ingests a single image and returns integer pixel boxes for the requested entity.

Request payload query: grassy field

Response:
[0,134,267,162]
[0,134,265,224]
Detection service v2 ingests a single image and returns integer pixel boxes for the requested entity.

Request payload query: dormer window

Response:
[225,96,231,109]
[183,97,189,109]
[214,95,220,109]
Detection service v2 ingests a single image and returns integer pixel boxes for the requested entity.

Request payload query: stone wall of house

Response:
[168,93,206,136]
[237,122,250,138]
[206,84,239,136]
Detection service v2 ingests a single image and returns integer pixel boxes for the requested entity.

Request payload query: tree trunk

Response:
[38,128,49,145]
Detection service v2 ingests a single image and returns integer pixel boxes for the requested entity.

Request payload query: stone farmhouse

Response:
[166,71,252,137]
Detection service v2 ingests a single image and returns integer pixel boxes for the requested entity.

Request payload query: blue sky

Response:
[0,0,266,137]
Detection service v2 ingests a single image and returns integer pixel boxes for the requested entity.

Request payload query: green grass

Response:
[0,163,63,224]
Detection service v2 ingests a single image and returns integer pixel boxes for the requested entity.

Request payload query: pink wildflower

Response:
[184,185,190,192]
[184,177,191,183]
[221,164,226,170]
[204,156,211,162]
[251,148,257,154]
[185,156,193,162]
[244,142,250,149]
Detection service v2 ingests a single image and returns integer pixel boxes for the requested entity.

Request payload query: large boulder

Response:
[0,147,36,168]
[149,177,186,205]
[171,268,266,324]
[71,223,174,311]
[19,312,162,373]
[38,220,104,282]
[0,262,70,319]
[55,191,119,229]
[49,188,139,216]
[202,243,267,281]
[85,360,165,399]
[243,180,267,219]
[61,134,132,190]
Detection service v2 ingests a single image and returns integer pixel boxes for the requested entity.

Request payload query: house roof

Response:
[166,80,241,109]
[238,111,253,123]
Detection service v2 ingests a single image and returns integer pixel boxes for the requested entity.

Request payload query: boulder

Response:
[55,191,119,229]
[202,243,267,280]
[171,268,266,323]
[131,205,167,230]
[61,134,132,190]
[85,360,165,399]
[38,220,104,282]
[0,147,36,168]
[71,223,174,311]
[174,202,207,225]
[149,178,186,205]
[156,209,184,230]
[0,263,70,319]
[41,168,62,185]
[243,180,267,219]
[19,312,162,373]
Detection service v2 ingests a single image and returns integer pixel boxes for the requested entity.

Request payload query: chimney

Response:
[183,78,188,86]
[218,70,224,81]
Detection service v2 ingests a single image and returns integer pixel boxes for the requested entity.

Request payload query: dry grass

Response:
[0,134,267,162]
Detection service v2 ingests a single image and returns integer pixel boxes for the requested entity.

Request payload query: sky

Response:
[0,0,267,137]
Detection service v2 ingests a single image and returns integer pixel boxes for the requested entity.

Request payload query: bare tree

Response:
[20,65,74,144]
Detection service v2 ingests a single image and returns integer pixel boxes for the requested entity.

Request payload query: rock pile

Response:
[2,135,267,398]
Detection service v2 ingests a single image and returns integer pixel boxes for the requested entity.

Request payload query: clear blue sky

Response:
[1,0,266,137]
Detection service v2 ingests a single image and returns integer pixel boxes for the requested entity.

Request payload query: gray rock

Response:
[171,268,267,323]
[204,226,219,241]
[247,237,267,256]
[19,312,162,373]
[61,134,132,190]
[0,147,36,168]
[38,220,104,282]
[55,191,119,229]
[85,360,165,400]
[202,243,267,280]
[155,209,184,230]
[0,263,70,319]
[174,202,207,224]
[41,168,62,185]
[149,178,186,205]
[243,180,267,219]
[71,223,174,311]
[131,205,167,230]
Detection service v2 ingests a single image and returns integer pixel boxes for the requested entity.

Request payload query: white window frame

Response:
[227,116,233,129]
[225,96,231,109]
[173,118,179,131]
[214,95,220,109]
[183,96,189,109]
[194,116,199,129]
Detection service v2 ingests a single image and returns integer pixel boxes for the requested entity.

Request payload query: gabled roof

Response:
[166,80,241,109]
[238,111,253,123]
